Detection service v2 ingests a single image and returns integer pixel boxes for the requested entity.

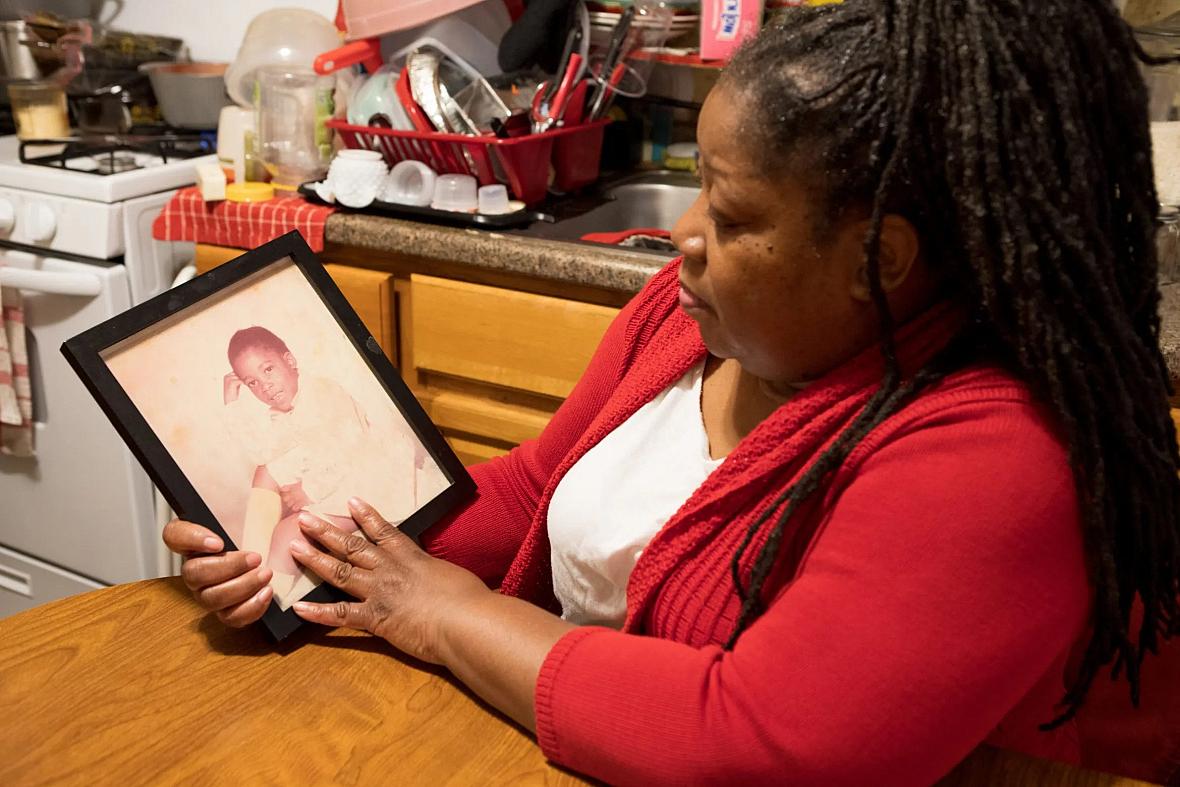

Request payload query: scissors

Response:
[531,53,585,133]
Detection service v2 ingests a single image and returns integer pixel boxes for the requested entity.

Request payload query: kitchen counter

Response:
[325,213,1180,391]
[326,213,666,295]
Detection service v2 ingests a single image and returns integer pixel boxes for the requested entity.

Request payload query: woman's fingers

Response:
[291,520,373,597]
[347,497,410,551]
[193,565,273,612]
[296,512,382,570]
[163,519,225,555]
[216,584,273,628]
[291,599,375,632]
[180,551,262,591]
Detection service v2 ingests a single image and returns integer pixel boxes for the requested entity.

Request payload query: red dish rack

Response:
[326,118,610,206]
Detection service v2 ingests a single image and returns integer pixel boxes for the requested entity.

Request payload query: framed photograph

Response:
[61,231,475,641]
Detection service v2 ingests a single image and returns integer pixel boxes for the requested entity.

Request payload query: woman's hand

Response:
[162,519,273,627]
[289,498,492,665]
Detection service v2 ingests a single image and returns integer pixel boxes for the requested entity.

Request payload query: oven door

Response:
[0,247,158,600]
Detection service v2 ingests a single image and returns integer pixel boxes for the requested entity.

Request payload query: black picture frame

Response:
[61,230,476,641]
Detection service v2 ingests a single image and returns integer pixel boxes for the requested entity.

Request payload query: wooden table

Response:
[0,579,1157,787]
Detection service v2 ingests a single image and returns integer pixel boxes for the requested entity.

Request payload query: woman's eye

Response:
[708,209,739,229]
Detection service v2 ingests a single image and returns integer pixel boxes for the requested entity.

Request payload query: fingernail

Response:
[244,552,262,569]
[289,539,309,555]
[292,601,310,615]
[348,497,366,511]
[259,566,273,582]
[255,586,272,604]
[298,513,318,527]
[203,536,222,551]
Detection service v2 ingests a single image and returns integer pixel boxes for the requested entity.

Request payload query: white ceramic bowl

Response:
[326,150,388,208]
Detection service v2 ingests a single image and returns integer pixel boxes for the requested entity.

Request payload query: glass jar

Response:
[255,65,334,192]
[7,81,69,140]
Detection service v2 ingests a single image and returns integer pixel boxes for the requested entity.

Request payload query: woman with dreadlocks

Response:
[165,1,1180,783]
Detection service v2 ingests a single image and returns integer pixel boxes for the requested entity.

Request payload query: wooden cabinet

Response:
[402,275,618,465]
[194,244,398,364]
[193,243,621,466]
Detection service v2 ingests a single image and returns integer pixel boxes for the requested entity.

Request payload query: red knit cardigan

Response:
[420,259,1090,786]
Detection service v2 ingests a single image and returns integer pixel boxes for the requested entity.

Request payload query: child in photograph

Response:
[221,326,420,606]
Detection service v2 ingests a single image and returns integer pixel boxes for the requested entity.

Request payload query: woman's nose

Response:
[671,192,706,262]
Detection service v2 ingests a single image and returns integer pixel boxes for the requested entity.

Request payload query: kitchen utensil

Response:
[325,149,388,208]
[384,160,437,206]
[224,7,339,108]
[543,1,590,108]
[8,80,68,138]
[66,68,157,133]
[139,62,232,130]
[587,6,634,120]
[432,173,478,212]
[477,183,511,214]
[255,64,334,190]
[348,64,413,130]
[532,53,585,132]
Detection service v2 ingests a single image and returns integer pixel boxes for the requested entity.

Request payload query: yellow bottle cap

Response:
[225,182,275,203]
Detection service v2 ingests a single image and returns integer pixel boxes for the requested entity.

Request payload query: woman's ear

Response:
[849,214,921,302]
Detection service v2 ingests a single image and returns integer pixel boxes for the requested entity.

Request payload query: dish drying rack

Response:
[326,118,609,206]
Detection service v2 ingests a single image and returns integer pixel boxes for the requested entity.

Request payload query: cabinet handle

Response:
[0,562,32,597]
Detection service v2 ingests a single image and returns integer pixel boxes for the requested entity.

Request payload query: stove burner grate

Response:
[18,134,213,175]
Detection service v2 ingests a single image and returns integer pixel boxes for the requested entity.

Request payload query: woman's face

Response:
[671,84,884,389]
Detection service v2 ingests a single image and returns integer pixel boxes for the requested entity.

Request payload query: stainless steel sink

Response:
[523,171,700,251]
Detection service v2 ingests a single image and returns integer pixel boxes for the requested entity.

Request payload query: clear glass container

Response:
[255,65,334,191]
[7,81,69,140]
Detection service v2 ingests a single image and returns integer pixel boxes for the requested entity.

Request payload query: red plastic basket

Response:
[326,118,610,206]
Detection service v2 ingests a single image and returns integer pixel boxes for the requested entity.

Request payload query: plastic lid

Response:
[226,182,275,203]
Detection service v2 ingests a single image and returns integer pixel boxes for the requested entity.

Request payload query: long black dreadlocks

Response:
[720,0,1180,726]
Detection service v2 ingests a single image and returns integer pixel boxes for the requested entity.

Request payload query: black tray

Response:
[298,183,553,229]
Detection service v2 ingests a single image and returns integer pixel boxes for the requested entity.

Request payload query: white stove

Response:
[0,133,217,617]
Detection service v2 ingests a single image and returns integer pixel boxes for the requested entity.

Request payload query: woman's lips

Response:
[678,282,710,312]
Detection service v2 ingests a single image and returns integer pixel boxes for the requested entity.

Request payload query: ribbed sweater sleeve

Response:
[418,265,678,586]
[533,394,1089,786]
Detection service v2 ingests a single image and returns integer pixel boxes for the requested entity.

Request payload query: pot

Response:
[140,61,231,130]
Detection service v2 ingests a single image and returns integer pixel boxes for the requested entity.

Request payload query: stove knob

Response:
[27,202,56,243]
[0,199,14,234]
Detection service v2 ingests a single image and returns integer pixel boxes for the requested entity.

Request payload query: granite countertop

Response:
[326,213,1180,391]
[325,213,666,295]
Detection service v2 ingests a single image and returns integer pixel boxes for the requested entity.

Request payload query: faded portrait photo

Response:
[102,258,451,610]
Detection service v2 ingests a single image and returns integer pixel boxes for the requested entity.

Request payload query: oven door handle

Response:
[0,268,102,297]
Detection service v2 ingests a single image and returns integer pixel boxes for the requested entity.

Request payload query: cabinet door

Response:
[403,275,619,463]
[409,274,617,399]
[193,245,398,364]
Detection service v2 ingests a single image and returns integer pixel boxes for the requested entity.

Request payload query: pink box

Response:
[700,0,766,61]
[341,0,487,40]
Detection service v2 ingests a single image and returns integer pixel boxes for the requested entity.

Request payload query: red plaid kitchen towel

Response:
[0,281,33,457]
[151,187,336,252]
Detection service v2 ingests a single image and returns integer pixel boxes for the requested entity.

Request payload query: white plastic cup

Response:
[477,184,512,215]
[431,174,479,212]
[384,160,437,207]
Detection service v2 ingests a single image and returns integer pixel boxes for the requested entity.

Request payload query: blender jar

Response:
[255,65,334,192]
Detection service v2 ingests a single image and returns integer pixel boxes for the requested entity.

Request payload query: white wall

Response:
[104,0,338,63]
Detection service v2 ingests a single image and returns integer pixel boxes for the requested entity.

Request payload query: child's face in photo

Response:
[232,347,300,410]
